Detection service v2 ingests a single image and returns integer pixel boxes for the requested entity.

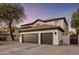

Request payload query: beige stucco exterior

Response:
[19,17,69,45]
[21,19,68,35]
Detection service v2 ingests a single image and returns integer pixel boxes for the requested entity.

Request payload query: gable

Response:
[21,17,68,27]
[32,20,44,26]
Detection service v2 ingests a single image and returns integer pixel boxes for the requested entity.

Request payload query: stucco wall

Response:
[62,20,68,34]
[58,30,63,44]
[45,21,56,25]
[57,29,69,45]
[46,20,63,28]
[32,20,64,29]
[56,29,69,45]
[46,19,68,35]
[52,30,59,45]
[62,35,70,45]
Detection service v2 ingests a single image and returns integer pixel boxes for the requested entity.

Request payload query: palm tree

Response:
[0,3,24,41]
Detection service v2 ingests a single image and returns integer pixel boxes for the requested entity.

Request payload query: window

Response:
[55,32,57,35]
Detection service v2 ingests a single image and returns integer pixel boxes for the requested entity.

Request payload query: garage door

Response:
[23,33,38,43]
[41,33,53,44]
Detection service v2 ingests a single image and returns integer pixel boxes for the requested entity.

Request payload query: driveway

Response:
[0,41,79,55]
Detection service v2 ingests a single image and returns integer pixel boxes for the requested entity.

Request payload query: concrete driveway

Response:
[0,41,79,55]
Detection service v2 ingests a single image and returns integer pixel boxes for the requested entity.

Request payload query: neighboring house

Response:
[0,26,20,41]
[19,17,69,45]
[0,27,9,41]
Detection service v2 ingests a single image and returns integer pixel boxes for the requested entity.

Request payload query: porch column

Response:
[19,34,23,43]
[38,33,41,44]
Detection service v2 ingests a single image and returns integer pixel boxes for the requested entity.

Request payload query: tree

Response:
[71,9,79,35]
[0,3,24,41]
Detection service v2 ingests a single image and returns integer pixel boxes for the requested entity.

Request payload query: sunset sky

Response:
[21,3,79,29]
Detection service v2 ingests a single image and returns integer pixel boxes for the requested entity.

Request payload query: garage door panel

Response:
[23,34,38,43]
[41,33,53,44]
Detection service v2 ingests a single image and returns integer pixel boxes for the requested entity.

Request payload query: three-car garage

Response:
[19,25,64,45]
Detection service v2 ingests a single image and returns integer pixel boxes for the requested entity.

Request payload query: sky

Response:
[21,3,79,29]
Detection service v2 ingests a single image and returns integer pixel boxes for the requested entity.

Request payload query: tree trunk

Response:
[9,25,15,41]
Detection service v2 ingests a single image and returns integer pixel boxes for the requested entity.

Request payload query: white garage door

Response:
[41,33,53,44]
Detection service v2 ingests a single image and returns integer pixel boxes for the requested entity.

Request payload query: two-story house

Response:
[19,17,69,45]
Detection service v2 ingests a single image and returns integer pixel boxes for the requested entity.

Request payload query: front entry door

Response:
[41,33,53,44]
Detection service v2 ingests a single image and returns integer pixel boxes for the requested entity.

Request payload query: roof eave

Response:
[19,27,64,33]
